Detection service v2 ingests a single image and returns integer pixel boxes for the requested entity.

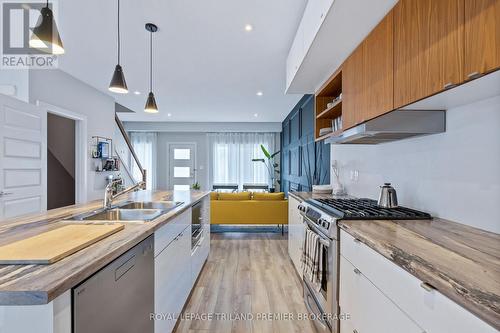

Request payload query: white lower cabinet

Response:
[288,196,304,274]
[340,230,498,333]
[154,225,191,333]
[154,198,211,333]
[340,256,423,333]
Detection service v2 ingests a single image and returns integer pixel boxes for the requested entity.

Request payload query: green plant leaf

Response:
[260,145,271,159]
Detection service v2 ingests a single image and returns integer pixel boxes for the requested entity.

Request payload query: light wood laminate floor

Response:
[174,232,317,333]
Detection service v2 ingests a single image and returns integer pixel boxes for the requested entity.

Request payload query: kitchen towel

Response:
[301,228,324,291]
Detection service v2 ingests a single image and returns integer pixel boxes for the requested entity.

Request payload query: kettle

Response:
[378,183,398,208]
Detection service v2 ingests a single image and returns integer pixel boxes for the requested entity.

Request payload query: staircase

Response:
[114,114,147,188]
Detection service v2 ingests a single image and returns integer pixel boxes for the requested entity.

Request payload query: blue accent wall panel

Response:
[280,95,330,194]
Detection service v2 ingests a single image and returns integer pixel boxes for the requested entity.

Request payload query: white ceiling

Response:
[56,0,307,122]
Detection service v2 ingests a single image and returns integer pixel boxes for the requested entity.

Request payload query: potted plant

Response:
[252,145,280,192]
[191,182,201,190]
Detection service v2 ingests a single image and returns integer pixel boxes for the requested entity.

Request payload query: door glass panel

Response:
[174,149,190,160]
[174,167,190,178]
[174,185,190,191]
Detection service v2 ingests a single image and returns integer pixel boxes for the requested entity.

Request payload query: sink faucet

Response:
[104,180,146,209]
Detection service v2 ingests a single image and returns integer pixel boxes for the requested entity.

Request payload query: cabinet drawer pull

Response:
[443,82,456,89]
[467,71,481,79]
[420,282,435,292]
[353,268,361,275]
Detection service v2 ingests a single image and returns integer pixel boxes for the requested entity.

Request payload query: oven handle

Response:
[192,226,204,245]
[302,216,331,248]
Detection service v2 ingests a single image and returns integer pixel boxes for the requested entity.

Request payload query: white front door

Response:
[0,94,47,220]
[168,143,196,191]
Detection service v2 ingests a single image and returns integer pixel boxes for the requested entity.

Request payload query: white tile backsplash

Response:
[331,95,500,233]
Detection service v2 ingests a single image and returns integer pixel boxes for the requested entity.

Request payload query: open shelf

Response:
[315,129,342,142]
[315,68,343,140]
[316,99,342,119]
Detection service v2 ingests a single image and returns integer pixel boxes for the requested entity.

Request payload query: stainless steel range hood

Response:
[325,110,446,144]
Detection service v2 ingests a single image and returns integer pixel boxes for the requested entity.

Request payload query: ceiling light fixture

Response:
[29,0,64,55]
[256,91,263,96]
[109,0,128,94]
[244,24,253,32]
[144,23,159,113]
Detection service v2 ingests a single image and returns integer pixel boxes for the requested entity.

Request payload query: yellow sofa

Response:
[210,192,288,225]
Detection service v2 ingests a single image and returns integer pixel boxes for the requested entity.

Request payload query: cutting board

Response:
[0,224,124,265]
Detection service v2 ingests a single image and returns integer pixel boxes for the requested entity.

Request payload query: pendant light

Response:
[109,0,128,93]
[144,23,159,113]
[29,0,64,55]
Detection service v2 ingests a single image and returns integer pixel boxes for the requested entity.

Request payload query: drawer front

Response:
[340,255,423,333]
[340,230,497,333]
[154,209,191,257]
[154,228,191,333]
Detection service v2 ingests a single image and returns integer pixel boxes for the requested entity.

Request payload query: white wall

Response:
[0,70,29,102]
[155,132,210,191]
[28,69,118,201]
[123,121,282,133]
[331,96,500,233]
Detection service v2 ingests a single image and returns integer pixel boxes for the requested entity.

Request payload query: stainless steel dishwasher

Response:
[73,235,154,333]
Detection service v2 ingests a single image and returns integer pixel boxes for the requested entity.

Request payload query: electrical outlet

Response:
[350,170,359,182]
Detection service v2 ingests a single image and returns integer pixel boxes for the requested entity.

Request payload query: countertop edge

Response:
[338,222,500,330]
[0,191,210,306]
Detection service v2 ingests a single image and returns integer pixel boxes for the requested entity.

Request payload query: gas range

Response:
[309,198,432,220]
[298,197,431,239]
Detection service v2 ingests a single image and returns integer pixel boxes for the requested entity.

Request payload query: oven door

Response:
[304,279,331,333]
[302,216,339,333]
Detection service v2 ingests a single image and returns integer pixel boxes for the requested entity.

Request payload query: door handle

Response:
[0,191,13,197]
[443,82,457,89]
[467,71,481,80]
[420,282,435,292]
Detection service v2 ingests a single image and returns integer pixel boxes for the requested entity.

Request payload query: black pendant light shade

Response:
[144,23,159,113]
[109,64,128,93]
[109,0,128,93]
[29,4,64,55]
[144,92,158,113]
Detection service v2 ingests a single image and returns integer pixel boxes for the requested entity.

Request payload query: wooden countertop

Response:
[290,191,500,329]
[0,190,209,306]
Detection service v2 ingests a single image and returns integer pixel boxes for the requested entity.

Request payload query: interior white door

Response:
[168,143,196,191]
[0,94,47,220]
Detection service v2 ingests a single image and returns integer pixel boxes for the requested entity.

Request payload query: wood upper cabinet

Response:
[393,0,464,109]
[342,43,364,130]
[464,0,500,79]
[342,11,393,130]
[362,10,394,123]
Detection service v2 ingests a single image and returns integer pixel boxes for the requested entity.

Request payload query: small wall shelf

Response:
[316,99,342,120]
[316,129,343,141]
[315,68,343,141]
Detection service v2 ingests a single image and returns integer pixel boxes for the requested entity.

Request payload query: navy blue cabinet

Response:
[281,95,330,194]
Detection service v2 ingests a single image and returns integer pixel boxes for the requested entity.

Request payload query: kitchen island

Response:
[0,190,210,333]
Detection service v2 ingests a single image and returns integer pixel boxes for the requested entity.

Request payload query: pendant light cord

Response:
[117,0,121,65]
[149,31,153,92]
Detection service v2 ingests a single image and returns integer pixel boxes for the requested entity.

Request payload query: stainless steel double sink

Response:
[69,201,183,222]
